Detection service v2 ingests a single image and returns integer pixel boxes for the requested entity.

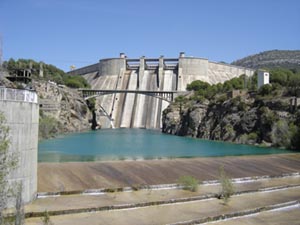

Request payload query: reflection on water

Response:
[38,129,292,162]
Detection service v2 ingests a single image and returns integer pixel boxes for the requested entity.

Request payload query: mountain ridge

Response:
[231,50,300,70]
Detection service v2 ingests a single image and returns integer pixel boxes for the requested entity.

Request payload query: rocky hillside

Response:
[1,59,94,139]
[33,80,92,139]
[163,94,300,150]
[232,50,300,70]
[162,67,300,150]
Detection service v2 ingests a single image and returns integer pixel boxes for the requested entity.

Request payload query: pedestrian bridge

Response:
[80,89,187,103]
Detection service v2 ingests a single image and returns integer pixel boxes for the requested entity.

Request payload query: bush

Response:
[41,210,53,225]
[218,166,234,204]
[177,175,199,192]
[248,132,258,141]
[187,80,210,91]
[64,75,90,89]
[271,120,296,149]
[258,84,273,96]
[39,115,61,139]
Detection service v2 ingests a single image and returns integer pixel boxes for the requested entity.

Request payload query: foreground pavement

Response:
[25,183,300,224]
[23,154,300,224]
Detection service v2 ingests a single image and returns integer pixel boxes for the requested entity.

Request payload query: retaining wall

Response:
[0,88,39,207]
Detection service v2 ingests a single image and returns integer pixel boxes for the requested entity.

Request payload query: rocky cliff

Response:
[33,80,92,138]
[163,93,300,149]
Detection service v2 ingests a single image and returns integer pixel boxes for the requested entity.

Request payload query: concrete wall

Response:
[178,57,254,90]
[208,61,254,84]
[99,58,126,76]
[67,63,99,76]
[0,92,39,207]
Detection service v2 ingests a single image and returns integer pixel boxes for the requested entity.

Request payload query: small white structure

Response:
[258,70,269,88]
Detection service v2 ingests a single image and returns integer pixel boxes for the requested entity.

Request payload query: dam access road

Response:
[21,154,300,224]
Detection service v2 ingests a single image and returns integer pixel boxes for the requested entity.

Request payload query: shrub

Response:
[218,166,234,204]
[248,132,258,141]
[41,210,53,225]
[238,101,247,111]
[177,175,199,192]
[187,80,210,91]
[258,84,273,96]
[39,115,61,139]
[0,112,18,223]
[271,120,297,149]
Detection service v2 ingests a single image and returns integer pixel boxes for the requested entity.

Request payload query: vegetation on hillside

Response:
[184,68,300,103]
[39,114,62,139]
[167,68,300,150]
[3,58,90,89]
[232,50,300,70]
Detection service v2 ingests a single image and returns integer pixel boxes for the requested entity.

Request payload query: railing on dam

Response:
[0,87,38,103]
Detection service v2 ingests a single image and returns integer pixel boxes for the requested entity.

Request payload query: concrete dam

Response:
[68,53,254,129]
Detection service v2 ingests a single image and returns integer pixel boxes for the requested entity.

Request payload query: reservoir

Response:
[38,129,292,162]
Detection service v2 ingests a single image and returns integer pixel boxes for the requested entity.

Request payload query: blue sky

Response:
[0,0,299,71]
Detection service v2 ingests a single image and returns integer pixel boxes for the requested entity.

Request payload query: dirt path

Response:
[38,154,300,192]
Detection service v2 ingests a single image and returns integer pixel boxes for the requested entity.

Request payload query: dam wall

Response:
[0,88,39,207]
[75,53,254,129]
[67,63,99,76]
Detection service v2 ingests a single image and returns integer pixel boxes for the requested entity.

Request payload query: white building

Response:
[258,70,269,88]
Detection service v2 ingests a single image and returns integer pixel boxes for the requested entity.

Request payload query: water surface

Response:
[38,129,292,162]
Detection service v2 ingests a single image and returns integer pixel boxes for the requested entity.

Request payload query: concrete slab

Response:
[25,186,300,225]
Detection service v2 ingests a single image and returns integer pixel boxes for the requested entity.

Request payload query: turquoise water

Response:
[38,129,292,162]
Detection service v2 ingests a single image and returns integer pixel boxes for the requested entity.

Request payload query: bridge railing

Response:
[0,87,38,103]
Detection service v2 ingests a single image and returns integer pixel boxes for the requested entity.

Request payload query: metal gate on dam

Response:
[68,53,254,129]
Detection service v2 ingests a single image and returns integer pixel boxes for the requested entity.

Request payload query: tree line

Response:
[3,59,90,89]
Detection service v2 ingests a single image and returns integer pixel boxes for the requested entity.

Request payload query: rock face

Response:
[33,80,92,136]
[162,94,299,148]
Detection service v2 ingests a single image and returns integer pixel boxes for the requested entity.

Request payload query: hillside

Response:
[232,50,300,70]
[162,70,300,150]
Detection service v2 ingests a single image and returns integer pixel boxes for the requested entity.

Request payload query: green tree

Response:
[258,84,273,96]
[0,112,18,224]
[270,68,293,86]
[186,80,210,91]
